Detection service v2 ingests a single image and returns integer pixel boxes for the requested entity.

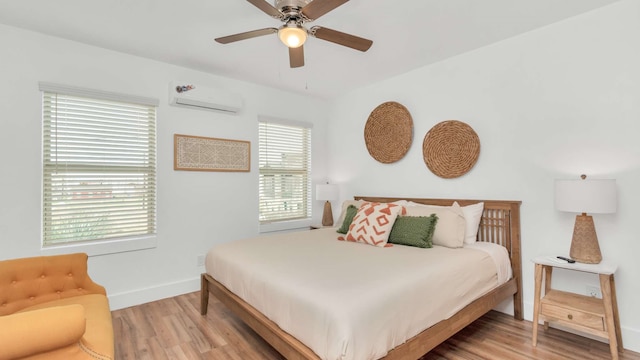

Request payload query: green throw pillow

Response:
[388,214,438,248]
[337,205,358,234]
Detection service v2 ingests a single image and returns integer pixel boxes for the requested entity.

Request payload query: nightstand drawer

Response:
[541,302,605,331]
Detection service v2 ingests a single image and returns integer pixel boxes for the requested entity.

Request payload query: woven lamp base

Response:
[322,201,334,227]
[569,214,602,264]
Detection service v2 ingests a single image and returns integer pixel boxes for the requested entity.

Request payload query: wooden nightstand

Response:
[532,256,623,359]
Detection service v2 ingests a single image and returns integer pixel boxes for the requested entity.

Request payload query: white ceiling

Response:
[0,0,619,100]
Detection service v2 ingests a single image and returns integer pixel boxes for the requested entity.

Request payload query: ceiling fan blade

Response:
[301,0,349,21]
[215,28,278,44]
[289,46,305,68]
[310,26,372,52]
[246,0,283,19]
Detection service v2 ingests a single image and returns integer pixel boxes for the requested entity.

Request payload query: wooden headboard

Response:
[354,196,523,319]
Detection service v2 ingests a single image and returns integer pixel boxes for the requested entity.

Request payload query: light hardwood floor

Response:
[112,291,640,360]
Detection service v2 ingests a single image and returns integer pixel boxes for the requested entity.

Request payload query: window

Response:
[258,118,312,223]
[41,83,157,247]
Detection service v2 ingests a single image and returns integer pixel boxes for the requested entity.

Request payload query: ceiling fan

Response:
[215,0,373,68]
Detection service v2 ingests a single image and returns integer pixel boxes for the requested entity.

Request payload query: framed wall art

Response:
[174,134,250,172]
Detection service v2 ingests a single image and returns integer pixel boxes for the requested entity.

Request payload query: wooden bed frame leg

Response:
[201,273,210,315]
[513,273,524,320]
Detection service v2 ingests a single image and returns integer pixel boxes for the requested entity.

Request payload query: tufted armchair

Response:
[0,253,114,360]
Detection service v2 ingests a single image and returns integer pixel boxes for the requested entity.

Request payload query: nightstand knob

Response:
[567,314,573,320]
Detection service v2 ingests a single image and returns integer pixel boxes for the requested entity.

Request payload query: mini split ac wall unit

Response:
[168,81,243,114]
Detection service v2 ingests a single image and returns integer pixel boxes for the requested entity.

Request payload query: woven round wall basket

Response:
[364,101,413,164]
[423,120,480,178]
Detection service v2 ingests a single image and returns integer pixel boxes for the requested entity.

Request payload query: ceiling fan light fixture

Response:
[278,24,307,48]
[216,0,373,68]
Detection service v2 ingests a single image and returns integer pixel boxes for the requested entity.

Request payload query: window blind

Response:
[258,120,311,223]
[42,90,157,246]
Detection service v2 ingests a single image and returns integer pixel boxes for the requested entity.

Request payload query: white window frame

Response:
[39,82,159,256]
[258,116,312,233]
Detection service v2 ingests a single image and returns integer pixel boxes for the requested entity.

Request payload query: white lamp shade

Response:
[278,25,307,48]
[555,179,617,214]
[316,184,338,201]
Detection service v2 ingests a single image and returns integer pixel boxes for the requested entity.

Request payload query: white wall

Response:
[327,0,640,352]
[2,0,639,353]
[0,24,330,309]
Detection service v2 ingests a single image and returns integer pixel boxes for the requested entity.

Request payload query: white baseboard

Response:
[524,300,640,353]
[107,276,200,311]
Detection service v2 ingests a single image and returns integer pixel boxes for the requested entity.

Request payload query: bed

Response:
[201,196,523,360]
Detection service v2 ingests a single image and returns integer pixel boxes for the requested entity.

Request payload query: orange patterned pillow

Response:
[339,202,404,247]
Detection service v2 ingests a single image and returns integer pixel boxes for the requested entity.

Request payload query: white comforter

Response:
[206,227,511,360]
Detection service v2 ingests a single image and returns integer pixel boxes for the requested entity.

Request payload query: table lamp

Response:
[554,175,616,264]
[316,184,338,227]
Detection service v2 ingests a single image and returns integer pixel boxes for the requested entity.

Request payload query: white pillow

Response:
[408,201,484,245]
[405,203,466,248]
[390,200,410,207]
[335,200,364,226]
[461,202,484,244]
